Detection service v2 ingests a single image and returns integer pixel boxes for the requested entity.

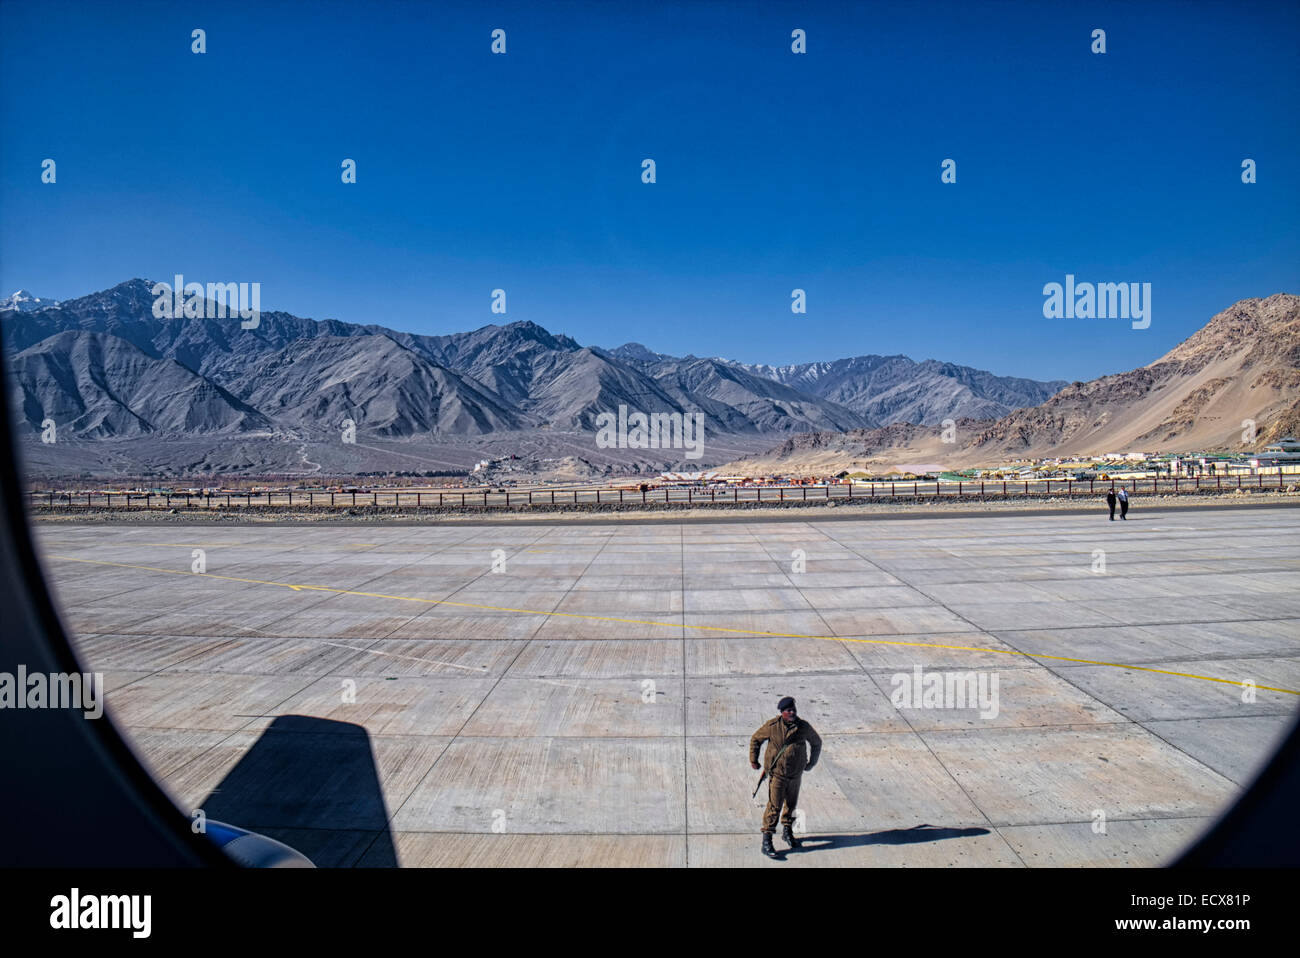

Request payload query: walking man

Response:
[1106,488,1117,520]
[1118,487,1130,519]
[749,696,822,859]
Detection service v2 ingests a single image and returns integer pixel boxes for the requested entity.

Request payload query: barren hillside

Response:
[726,294,1300,474]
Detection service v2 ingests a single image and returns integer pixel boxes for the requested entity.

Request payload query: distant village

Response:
[651,436,1300,488]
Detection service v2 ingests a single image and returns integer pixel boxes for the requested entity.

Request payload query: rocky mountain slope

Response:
[10,330,267,438]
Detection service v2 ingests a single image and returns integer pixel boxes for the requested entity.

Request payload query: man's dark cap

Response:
[777,696,796,712]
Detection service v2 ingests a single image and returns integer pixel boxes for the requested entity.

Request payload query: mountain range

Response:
[1,279,1066,443]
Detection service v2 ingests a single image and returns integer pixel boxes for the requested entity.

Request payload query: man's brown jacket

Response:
[749,716,822,778]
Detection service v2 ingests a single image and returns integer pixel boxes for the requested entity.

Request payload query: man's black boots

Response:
[782,824,802,849]
[761,833,780,859]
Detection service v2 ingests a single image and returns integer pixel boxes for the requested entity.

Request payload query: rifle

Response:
[752,743,792,798]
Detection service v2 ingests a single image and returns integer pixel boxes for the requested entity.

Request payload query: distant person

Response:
[749,696,822,859]
[1106,489,1117,520]
[1118,487,1129,519]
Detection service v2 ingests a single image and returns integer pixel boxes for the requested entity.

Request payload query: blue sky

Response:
[2,0,1297,382]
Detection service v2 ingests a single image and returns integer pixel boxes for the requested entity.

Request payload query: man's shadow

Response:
[199,714,398,867]
[785,823,990,854]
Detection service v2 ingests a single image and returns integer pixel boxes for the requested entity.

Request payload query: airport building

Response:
[1252,437,1300,474]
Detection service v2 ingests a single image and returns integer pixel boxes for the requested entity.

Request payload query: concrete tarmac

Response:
[31,505,1300,867]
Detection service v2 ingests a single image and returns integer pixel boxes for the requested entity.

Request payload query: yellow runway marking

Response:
[45,553,1300,696]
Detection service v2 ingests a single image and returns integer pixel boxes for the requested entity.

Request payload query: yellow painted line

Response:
[44,553,1300,696]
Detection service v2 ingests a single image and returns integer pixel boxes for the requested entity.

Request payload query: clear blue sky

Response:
[2,0,1297,382]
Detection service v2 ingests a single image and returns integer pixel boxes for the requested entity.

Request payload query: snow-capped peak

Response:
[1,289,59,312]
